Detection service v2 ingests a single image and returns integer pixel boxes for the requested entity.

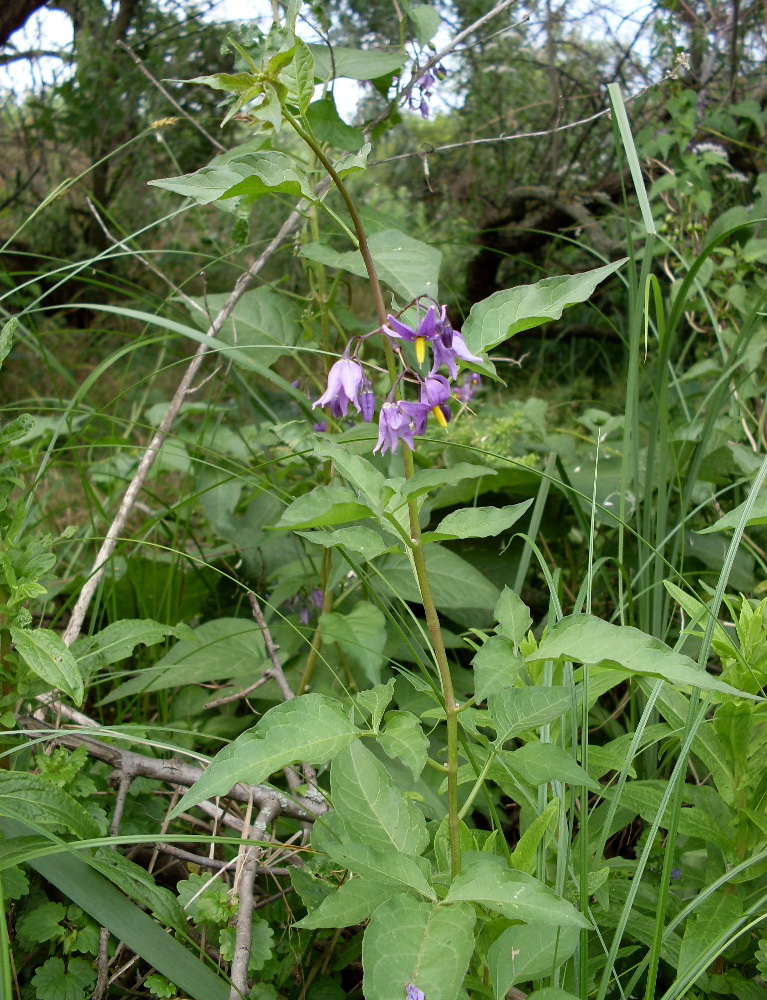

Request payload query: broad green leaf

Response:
[444,854,588,928]
[276,484,373,530]
[432,501,533,540]
[293,37,315,112]
[183,71,256,94]
[315,441,390,507]
[488,687,571,743]
[378,711,429,780]
[408,5,441,44]
[488,922,580,996]
[307,97,365,151]
[698,493,767,533]
[11,626,83,705]
[72,619,189,676]
[296,876,399,929]
[362,895,476,1000]
[171,696,361,816]
[302,229,441,302]
[527,991,580,1000]
[150,150,314,205]
[377,547,499,623]
[16,901,65,945]
[502,743,598,790]
[297,526,391,561]
[100,618,268,703]
[330,740,429,854]
[310,45,406,81]
[0,770,99,839]
[187,285,302,369]
[461,259,627,355]
[325,843,435,899]
[531,614,755,699]
[1,818,230,1000]
[0,413,36,446]
[494,587,533,645]
[677,890,743,977]
[0,317,16,367]
[473,636,525,703]
[398,463,496,500]
[90,849,186,932]
[353,678,396,731]
[320,602,387,684]
[510,798,560,874]
[31,956,94,1000]
[606,781,734,852]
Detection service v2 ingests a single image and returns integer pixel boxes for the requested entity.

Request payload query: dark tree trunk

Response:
[0,0,49,48]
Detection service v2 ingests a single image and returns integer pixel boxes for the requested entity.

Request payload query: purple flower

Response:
[313,420,327,433]
[670,867,681,880]
[406,986,425,1000]
[384,303,483,377]
[374,401,417,455]
[409,374,451,433]
[313,358,366,418]
[359,377,376,423]
[384,305,439,364]
[431,330,483,379]
[453,372,482,403]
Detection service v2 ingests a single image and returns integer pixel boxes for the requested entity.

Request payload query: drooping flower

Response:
[373,400,418,455]
[405,985,425,1000]
[431,329,483,379]
[384,305,439,364]
[406,64,446,119]
[384,303,483,378]
[407,374,451,433]
[313,357,366,418]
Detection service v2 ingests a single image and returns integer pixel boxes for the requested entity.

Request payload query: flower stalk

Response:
[283,105,463,875]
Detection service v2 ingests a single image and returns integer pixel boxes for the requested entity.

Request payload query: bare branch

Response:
[116,40,227,154]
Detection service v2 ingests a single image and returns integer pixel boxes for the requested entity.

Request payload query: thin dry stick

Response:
[247,592,295,702]
[116,40,227,153]
[204,672,274,710]
[229,798,281,1000]
[62,203,310,650]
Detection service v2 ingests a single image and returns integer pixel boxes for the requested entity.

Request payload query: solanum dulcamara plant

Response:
[135,5,765,1000]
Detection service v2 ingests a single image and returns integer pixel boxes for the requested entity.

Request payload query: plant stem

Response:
[283,108,462,875]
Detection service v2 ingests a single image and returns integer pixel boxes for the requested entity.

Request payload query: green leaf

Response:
[293,37,315,112]
[331,740,429,854]
[296,876,399,929]
[302,229,441,302]
[320,602,387,684]
[510,798,560,875]
[17,901,65,945]
[431,501,533,540]
[307,97,365,151]
[408,5,441,45]
[531,614,756,699]
[487,922,579,996]
[398,463,496,500]
[100,618,268,703]
[377,547,499,622]
[503,743,598,790]
[677,890,743,977]
[150,150,314,205]
[1,818,230,1000]
[607,781,734,852]
[433,817,477,873]
[527,991,580,1000]
[297,526,391,561]
[698,493,767,533]
[488,687,572,744]
[31,956,95,1000]
[171,695,361,816]
[187,285,302,370]
[353,678,396,731]
[0,864,29,900]
[310,46,406,81]
[494,588,533,645]
[0,773,100,841]
[461,260,627,355]
[0,413,36,446]
[72,619,189,675]
[315,441,391,507]
[90,849,186,933]
[0,317,16,368]
[184,71,257,94]
[218,918,273,970]
[473,636,526,703]
[362,895,476,1000]
[325,843,435,899]
[378,711,429,779]
[11,626,83,705]
[444,854,588,928]
[276,484,373,530]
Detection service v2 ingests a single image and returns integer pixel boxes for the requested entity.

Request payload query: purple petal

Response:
[384,315,417,342]
[451,332,483,366]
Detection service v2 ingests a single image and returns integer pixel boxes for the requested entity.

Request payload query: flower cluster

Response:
[407,64,446,119]
[312,299,483,456]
